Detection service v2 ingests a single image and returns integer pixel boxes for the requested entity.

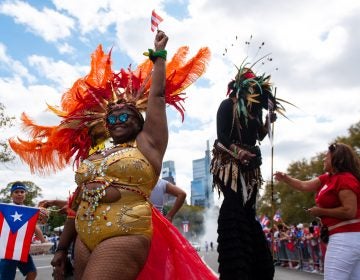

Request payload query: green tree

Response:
[0,103,15,162]
[257,181,276,220]
[0,181,43,206]
[46,208,67,232]
[335,121,360,151]
[273,156,323,225]
[171,204,206,237]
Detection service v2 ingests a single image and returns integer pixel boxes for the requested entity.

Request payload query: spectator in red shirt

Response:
[274,142,360,280]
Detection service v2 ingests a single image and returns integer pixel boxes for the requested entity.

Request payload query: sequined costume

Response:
[8,42,216,279]
[74,144,157,251]
[70,143,218,279]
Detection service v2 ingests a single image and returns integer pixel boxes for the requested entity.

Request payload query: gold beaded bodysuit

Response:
[74,144,158,251]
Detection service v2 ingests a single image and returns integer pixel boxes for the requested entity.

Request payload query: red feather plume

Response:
[9,44,211,174]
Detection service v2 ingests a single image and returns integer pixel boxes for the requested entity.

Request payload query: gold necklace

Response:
[81,180,110,219]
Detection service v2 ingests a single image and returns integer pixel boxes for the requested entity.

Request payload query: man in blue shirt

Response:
[0,182,46,280]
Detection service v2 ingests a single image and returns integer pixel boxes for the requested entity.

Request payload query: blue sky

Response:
[1,0,360,204]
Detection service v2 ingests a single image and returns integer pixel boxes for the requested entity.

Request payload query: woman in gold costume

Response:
[71,30,168,279]
[10,31,215,279]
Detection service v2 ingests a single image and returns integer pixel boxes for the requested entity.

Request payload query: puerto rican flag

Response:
[260,215,270,228]
[151,9,163,32]
[273,211,282,222]
[0,203,39,262]
[182,221,189,233]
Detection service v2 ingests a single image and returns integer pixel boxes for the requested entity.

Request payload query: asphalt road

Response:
[15,252,324,279]
[199,250,324,280]
[15,254,54,280]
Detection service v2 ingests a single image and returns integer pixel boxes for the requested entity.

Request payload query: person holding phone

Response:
[274,142,360,280]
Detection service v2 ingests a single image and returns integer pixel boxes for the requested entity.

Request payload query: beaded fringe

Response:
[210,141,262,206]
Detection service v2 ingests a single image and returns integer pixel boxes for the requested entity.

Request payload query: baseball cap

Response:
[10,182,27,193]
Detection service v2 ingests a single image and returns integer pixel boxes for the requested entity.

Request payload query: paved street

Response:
[199,250,324,280]
[15,254,53,280]
[15,252,324,279]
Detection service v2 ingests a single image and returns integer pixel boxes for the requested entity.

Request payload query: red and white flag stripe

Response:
[151,9,163,32]
[0,211,38,262]
[182,222,189,233]
[260,215,270,227]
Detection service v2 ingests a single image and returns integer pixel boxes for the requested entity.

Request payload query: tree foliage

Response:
[0,103,15,162]
[167,204,206,237]
[335,121,360,152]
[257,120,360,226]
[0,181,43,206]
[46,208,67,232]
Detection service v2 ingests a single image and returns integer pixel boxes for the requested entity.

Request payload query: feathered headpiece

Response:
[9,45,211,175]
[227,55,293,126]
[222,35,295,126]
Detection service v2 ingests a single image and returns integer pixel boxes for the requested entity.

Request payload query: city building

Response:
[161,160,176,184]
[190,140,213,208]
[161,160,177,205]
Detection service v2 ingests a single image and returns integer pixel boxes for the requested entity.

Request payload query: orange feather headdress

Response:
[9,45,211,175]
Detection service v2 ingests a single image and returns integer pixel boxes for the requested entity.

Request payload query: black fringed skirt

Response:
[217,192,274,280]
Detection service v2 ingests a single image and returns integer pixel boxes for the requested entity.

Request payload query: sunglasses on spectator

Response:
[107,113,134,125]
[329,143,337,152]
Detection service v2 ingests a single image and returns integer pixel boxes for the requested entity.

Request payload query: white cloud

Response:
[0,80,62,137]
[0,43,35,82]
[57,42,75,55]
[52,0,164,36]
[0,0,75,42]
[27,55,88,88]
[52,0,112,34]
[0,159,76,202]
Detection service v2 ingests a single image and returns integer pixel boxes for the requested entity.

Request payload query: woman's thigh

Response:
[74,236,91,279]
[81,235,150,280]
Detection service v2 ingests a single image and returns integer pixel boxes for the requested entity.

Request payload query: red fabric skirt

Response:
[137,208,218,280]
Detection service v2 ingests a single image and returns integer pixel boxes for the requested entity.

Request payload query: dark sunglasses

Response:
[329,143,337,152]
[107,113,133,125]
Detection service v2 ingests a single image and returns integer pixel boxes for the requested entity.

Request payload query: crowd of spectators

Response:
[265,220,326,274]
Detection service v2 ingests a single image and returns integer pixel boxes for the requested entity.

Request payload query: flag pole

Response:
[269,88,276,260]
[270,88,276,228]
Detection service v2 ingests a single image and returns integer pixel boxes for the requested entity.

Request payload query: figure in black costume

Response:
[211,65,282,280]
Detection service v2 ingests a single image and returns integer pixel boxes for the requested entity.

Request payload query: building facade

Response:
[161,160,176,205]
[190,140,213,208]
[161,160,176,184]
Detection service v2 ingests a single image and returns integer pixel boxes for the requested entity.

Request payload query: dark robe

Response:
[212,97,274,280]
